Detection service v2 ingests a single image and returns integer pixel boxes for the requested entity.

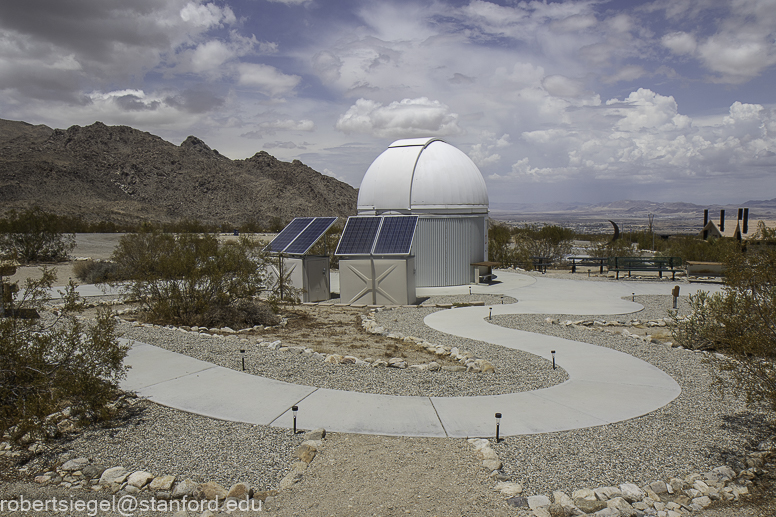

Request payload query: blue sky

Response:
[1,0,775,205]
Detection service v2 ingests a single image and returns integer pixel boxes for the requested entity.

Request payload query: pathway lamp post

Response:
[551,350,556,370]
[292,405,299,435]
[495,413,502,442]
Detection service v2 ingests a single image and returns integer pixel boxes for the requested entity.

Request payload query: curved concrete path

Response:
[120,272,722,437]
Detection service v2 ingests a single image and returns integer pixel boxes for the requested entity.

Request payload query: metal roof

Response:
[357,138,489,215]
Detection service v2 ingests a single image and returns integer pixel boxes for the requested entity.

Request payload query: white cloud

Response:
[260,119,315,131]
[179,2,236,28]
[661,32,697,55]
[336,98,463,138]
[603,65,647,84]
[495,90,776,187]
[468,133,510,167]
[697,35,776,83]
[237,63,301,96]
[542,75,585,98]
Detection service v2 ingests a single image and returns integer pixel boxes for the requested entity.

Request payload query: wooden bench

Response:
[607,256,682,280]
[471,261,500,284]
[568,257,607,274]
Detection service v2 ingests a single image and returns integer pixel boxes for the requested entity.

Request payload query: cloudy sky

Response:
[1,0,775,205]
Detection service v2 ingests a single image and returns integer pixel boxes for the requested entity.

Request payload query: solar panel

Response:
[335,217,382,255]
[263,217,314,253]
[372,216,418,255]
[284,217,337,255]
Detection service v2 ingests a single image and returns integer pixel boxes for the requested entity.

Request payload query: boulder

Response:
[61,458,90,472]
[341,356,357,364]
[527,494,551,509]
[149,475,176,491]
[506,496,529,508]
[481,459,502,471]
[606,496,636,516]
[618,483,645,503]
[303,428,326,441]
[475,359,496,373]
[295,442,317,463]
[99,467,129,486]
[572,488,596,501]
[573,498,607,513]
[279,470,303,490]
[171,479,198,499]
[193,481,228,501]
[477,447,498,461]
[494,481,522,497]
[324,354,343,364]
[594,486,621,501]
[127,471,154,489]
[226,482,253,500]
[81,465,105,480]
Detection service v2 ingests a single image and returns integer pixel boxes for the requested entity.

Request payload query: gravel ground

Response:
[483,294,774,495]
[117,293,568,397]
[14,400,304,494]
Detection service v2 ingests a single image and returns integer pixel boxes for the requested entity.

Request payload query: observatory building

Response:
[355,137,489,287]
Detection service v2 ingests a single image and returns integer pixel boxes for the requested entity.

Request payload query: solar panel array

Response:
[335,215,418,256]
[264,217,337,255]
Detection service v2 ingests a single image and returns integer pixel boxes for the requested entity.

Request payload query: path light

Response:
[469,286,472,295]
[501,296,504,304]
[292,405,299,435]
[240,349,246,371]
[489,307,492,320]
[495,412,502,442]
[551,350,556,370]
[632,293,635,302]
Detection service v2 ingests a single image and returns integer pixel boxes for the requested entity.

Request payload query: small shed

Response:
[264,217,336,303]
[336,215,418,305]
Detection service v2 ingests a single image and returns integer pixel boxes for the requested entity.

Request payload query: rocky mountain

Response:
[0,119,357,226]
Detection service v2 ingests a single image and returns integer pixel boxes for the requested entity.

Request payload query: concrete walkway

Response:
[120,272,722,438]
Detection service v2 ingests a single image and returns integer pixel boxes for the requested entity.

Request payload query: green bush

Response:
[110,230,274,327]
[73,260,121,284]
[0,269,127,441]
[660,236,741,263]
[511,224,574,267]
[0,208,75,263]
[671,247,776,410]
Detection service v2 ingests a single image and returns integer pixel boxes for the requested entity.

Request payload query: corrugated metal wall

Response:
[413,216,485,287]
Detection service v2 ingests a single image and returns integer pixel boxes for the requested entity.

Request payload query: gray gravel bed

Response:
[117,294,567,398]
[48,400,303,491]
[486,294,774,495]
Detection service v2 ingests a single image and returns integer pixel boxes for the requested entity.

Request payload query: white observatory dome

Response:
[357,138,489,215]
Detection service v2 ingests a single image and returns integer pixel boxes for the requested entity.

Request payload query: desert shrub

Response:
[511,224,574,267]
[671,247,776,410]
[488,223,515,266]
[0,269,128,442]
[110,230,271,327]
[588,238,639,258]
[73,260,120,284]
[0,207,75,263]
[197,299,280,329]
[661,236,741,263]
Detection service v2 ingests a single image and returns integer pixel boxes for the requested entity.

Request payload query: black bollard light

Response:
[240,349,246,371]
[632,292,635,302]
[551,350,556,370]
[495,412,502,442]
[292,405,298,435]
[501,296,504,304]
[469,286,472,295]
[489,307,492,320]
